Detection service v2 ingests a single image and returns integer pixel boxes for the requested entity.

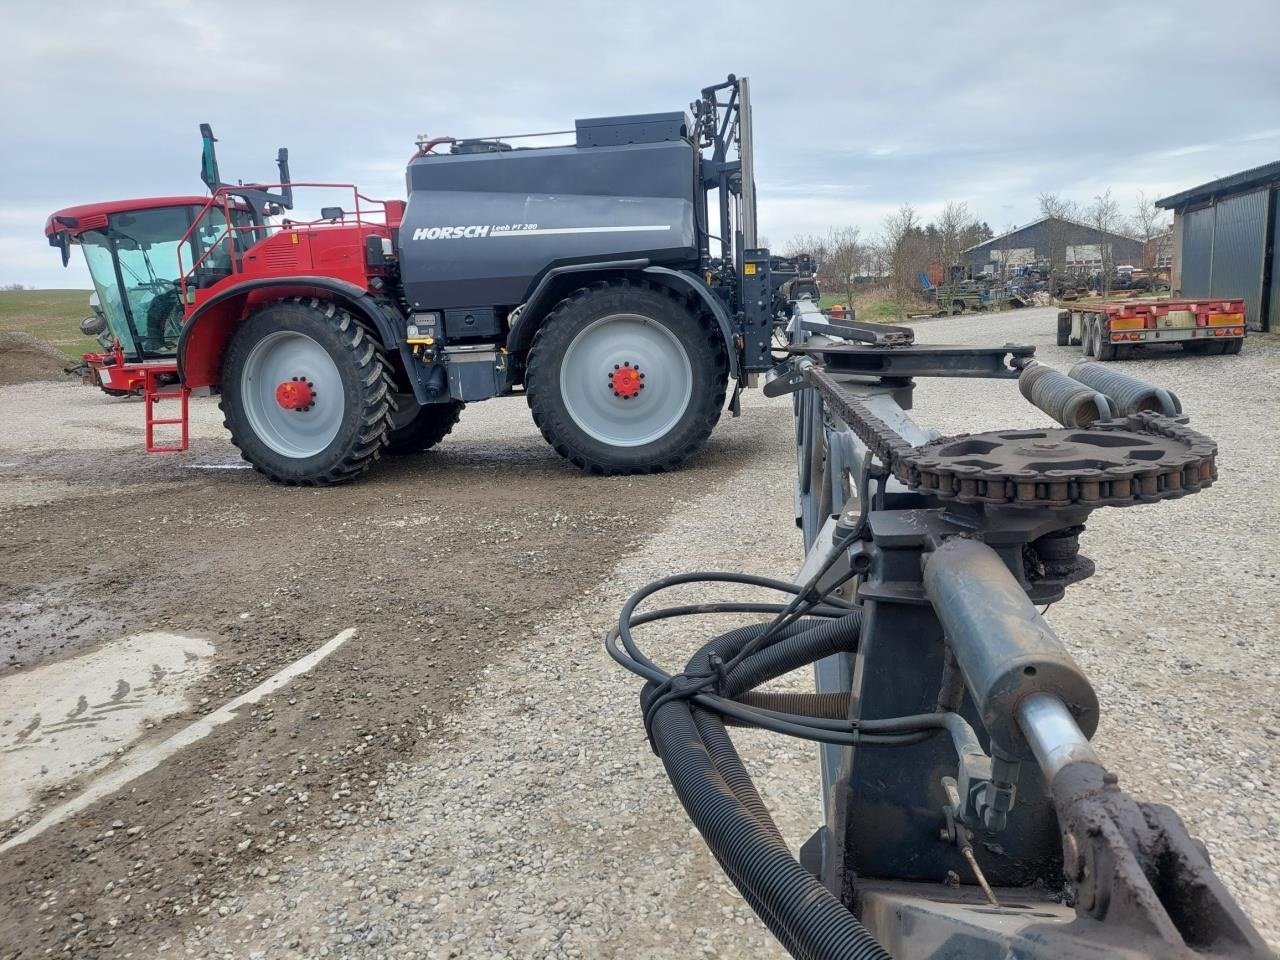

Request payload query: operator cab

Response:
[45,197,255,362]
[46,124,287,364]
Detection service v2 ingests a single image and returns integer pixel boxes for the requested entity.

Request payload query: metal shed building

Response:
[961,217,1144,276]
[1157,160,1280,332]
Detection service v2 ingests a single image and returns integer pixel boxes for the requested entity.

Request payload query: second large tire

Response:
[525,280,727,474]
[220,297,394,485]
[386,399,464,455]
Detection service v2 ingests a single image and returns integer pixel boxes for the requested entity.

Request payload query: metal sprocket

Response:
[898,413,1217,508]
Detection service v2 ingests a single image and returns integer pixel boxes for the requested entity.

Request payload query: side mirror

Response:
[320,207,345,222]
[48,230,72,267]
[200,123,221,191]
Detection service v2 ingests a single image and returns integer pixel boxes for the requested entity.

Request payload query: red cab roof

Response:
[45,196,215,238]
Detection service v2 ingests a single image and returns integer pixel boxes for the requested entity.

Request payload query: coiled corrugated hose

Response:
[1017,361,1110,427]
[641,612,893,960]
[1068,360,1181,415]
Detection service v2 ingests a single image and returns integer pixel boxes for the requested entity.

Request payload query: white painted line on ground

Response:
[0,628,358,854]
[182,463,252,470]
[1,632,215,819]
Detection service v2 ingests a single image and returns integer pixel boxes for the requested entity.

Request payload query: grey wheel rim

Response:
[559,313,693,447]
[241,331,343,458]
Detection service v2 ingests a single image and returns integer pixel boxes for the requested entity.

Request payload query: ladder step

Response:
[143,369,191,454]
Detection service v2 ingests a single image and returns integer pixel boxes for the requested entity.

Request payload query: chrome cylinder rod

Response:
[1016,692,1099,780]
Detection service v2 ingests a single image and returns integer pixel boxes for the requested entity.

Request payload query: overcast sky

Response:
[3,0,1276,289]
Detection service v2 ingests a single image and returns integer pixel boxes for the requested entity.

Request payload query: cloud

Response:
[2,0,1276,287]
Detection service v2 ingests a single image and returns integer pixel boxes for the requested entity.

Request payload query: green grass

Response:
[0,289,96,359]
[819,291,921,322]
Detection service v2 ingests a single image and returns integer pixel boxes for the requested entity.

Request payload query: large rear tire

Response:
[386,399,463,455]
[220,297,394,485]
[525,280,727,474]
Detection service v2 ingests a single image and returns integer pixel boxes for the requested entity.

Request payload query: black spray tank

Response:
[398,112,697,311]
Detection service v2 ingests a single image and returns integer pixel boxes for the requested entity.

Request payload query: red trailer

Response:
[1057,297,1246,360]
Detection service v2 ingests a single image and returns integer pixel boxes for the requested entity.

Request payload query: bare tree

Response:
[935,201,971,273]
[1132,190,1171,278]
[863,240,890,282]
[1088,190,1123,297]
[821,226,863,310]
[1038,193,1079,292]
[958,220,992,254]
[997,224,1018,282]
[881,204,923,318]
[782,232,831,266]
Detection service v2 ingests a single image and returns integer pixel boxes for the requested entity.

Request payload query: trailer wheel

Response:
[1095,323,1117,361]
[1056,310,1072,347]
[1083,316,1096,357]
[526,280,727,474]
[1224,337,1244,355]
[386,399,463,455]
[220,297,394,485]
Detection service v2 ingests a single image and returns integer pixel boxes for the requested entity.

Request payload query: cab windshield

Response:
[79,204,254,360]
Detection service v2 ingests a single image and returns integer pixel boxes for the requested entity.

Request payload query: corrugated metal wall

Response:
[1178,188,1272,330]
[1270,191,1280,334]
[1209,189,1268,330]
[1180,206,1214,297]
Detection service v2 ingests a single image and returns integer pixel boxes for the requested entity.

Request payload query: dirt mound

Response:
[0,332,76,386]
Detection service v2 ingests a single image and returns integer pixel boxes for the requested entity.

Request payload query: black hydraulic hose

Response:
[650,612,891,959]
[722,614,863,697]
[607,567,993,958]
[614,600,930,745]
[733,691,851,721]
[647,619,813,946]
[695,707,786,844]
[649,696,892,960]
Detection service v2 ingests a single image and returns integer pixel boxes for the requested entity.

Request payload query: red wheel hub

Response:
[610,362,644,399]
[275,377,315,411]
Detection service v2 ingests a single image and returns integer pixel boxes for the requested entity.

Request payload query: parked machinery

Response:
[610,300,1273,959]
[45,76,797,482]
[1058,298,1246,360]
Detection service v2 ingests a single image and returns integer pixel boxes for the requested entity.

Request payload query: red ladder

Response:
[143,366,190,453]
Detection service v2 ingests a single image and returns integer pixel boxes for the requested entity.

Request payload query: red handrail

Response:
[176,183,397,307]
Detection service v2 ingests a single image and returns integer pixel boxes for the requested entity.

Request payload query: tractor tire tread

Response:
[219,296,393,486]
[385,400,464,455]
[525,279,727,475]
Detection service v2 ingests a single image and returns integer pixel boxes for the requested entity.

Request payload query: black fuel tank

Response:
[399,113,697,312]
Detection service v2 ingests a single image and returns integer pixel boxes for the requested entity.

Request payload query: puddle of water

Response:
[0,631,214,821]
[1,583,126,671]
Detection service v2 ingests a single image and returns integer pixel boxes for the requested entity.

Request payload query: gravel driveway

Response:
[1,306,1275,957]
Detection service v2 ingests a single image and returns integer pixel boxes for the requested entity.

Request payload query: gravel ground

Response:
[1,306,1276,957]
